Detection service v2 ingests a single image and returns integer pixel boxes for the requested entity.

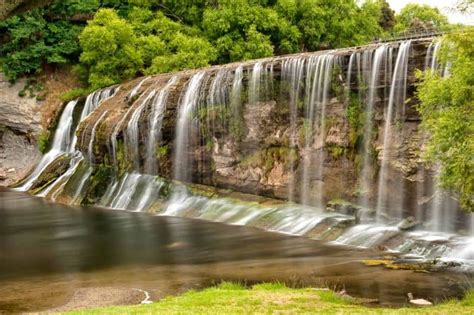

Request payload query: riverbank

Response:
[62,282,474,314]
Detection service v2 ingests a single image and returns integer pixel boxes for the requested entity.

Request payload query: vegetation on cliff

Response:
[417,28,474,211]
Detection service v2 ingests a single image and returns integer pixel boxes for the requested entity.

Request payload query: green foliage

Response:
[78,8,142,89]
[0,8,82,80]
[277,0,383,51]
[346,93,364,147]
[37,131,50,153]
[242,146,298,175]
[60,87,92,102]
[327,144,345,159]
[394,3,449,33]
[155,145,169,160]
[416,29,474,211]
[1,0,395,87]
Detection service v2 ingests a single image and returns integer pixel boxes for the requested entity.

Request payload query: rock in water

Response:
[398,216,421,231]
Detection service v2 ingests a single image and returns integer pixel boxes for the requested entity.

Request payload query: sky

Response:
[387,0,474,25]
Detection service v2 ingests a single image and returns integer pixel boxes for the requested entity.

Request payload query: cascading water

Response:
[173,72,206,182]
[22,37,474,272]
[145,76,178,174]
[300,54,336,207]
[16,100,78,191]
[358,44,389,208]
[125,91,156,171]
[376,40,411,221]
[248,62,263,104]
[87,110,109,164]
[282,57,305,202]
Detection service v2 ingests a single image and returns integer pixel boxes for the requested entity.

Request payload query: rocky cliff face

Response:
[0,73,42,186]
[68,38,445,217]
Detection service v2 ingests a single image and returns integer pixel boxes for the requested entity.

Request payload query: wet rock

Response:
[397,216,421,231]
[28,155,71,193]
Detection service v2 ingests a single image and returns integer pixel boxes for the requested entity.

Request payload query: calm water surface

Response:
[0,189,471,312]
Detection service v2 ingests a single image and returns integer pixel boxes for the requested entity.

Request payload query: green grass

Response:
[62,282,474,315]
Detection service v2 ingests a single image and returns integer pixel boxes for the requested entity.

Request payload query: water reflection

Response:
[0,189,471,312]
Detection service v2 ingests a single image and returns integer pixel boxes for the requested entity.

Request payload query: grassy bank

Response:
[63,282,474,314]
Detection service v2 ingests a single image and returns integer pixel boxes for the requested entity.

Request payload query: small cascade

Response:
[204,68,232,142]
[100,172,165,211]
[127,76,150,101]
[358,44,389,208]
[300,54,336,207]
[125,91,156,171]
[17,100,78,191]
[281,57,305,202]
[248,62,263,104]
[145,76,178,174]
[173,72,206,182]
[87,110,109,164]
[110,83,150,168]
[376,40,411,221]
[229,65,244,138]
[79,87,116,122]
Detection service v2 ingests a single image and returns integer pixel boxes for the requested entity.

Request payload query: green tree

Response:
[394,4,449,33]
[276,0,382,51]
[78,8,142,88]
[203,0,299,63]
[0,9,82,80]
[416,29,474,211]
[376,0,395,32]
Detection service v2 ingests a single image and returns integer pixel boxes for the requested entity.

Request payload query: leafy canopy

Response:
[416,29,474,211]
[394,3,449,33]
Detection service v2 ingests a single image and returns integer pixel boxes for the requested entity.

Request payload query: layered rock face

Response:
[0,73,42,186]
[68,38,448,218]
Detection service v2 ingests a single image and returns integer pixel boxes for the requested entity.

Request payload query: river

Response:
[0,188,471,312]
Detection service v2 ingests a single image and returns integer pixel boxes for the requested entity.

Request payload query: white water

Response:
[145,76,178,174]
[375,41,411,221]
[300,54,335,207]
[173,72,206,182]
[282,57,305,202]
[126,91,156,171]
[248,62,263,104]
[87,110,109,164]
[17,100,78,191]
[358,44,389,208]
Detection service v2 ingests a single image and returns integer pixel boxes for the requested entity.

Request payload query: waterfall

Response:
[248,62,263,104]
[205,68,231,139]
[87,110,109,164]
[300,54,335,207]
[110,83,150,168]
[145,76,178,174]
[16,100,78,191]
[229,65,244,140]
[127,76,150,101]
[173,72,206,182]
[281,57,305,202]
[358,44,388,208]
[125,91,156,171]
[375,40,412,221]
